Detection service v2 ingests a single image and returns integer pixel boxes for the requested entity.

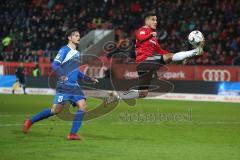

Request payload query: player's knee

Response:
[78,104,87,112]
[139,90,148,98]
[76,100,87,112]
[50,108,56,114]
[51,105,62,114]
[163,53,174,64]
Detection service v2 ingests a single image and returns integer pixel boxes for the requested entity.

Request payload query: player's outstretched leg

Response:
[172,47,203,61]
[67,99,86,140]
[23,104,61,134]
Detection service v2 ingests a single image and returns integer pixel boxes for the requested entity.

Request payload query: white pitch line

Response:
[0,114,30,117]
[0,123,72,127]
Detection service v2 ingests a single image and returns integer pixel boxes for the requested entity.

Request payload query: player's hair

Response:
[144,11,156,21]
[65,28,79,40]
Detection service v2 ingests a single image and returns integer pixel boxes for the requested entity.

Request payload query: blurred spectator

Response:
[2,36,12,47]
[131,1,142,13]
[32,64,41,77]
[14,63,26,94]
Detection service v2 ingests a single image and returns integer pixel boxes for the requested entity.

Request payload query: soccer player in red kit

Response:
[106,12,204,102]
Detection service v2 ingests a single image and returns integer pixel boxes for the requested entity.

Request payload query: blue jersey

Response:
[52,45,91,95]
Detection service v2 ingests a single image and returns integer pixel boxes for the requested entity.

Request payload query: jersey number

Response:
[55,53,61,60]
[58,96,63,102]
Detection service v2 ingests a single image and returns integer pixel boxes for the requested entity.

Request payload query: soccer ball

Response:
[188,30,205,47]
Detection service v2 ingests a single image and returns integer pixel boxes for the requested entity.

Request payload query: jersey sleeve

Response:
[52,48,67,76]
[155,42,169,55]
[136,29,152,42]
[52,61,64,77]
[54,48,66,64]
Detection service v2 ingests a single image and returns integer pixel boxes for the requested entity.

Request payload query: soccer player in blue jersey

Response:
[23,28,98,140]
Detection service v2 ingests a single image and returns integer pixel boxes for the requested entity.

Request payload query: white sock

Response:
[118,90,139,99]
[172,49,197,61]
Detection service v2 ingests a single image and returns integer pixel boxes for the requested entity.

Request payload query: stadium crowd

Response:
[0,0,239,65]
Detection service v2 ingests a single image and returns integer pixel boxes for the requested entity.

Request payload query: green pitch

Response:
[0,94,240,160]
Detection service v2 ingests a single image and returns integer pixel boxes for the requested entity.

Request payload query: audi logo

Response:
[202,69,231,81]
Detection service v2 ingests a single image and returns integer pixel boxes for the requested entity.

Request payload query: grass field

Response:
[0,94,240,160]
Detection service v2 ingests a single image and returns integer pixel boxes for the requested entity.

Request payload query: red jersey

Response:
[135,26,169,63]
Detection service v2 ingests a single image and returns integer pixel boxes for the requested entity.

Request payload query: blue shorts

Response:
[53,92,86,106]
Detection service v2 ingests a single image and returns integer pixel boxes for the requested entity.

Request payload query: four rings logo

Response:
[202,69,231,81]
